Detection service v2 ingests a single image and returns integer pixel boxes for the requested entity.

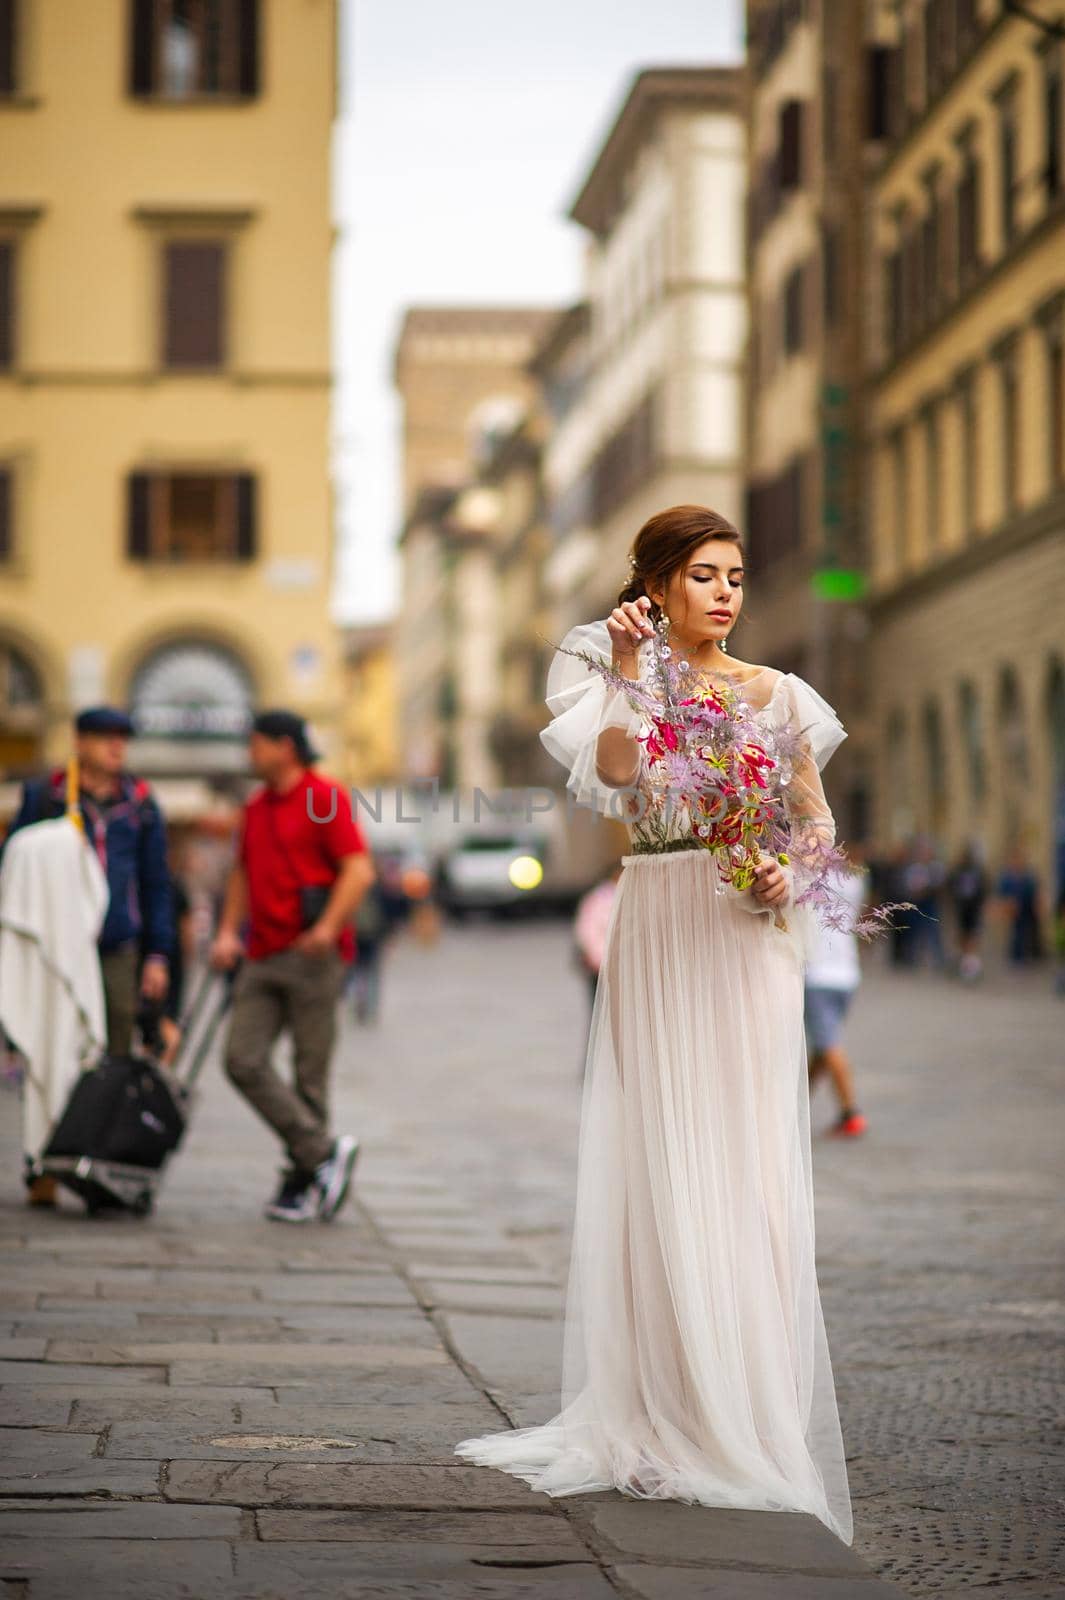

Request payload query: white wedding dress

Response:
[455,620,854,1548]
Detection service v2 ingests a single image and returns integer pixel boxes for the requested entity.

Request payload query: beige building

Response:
[340,621,399,791]
[0,0,343,814]
[538,67,748,635]
[865,0,1065,888]
[744,0,871,842]
[392,307,555,787]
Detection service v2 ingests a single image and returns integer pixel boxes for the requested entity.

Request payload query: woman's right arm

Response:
[595,600,653,788]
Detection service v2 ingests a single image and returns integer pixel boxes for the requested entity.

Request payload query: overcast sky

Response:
[331,0,743,625]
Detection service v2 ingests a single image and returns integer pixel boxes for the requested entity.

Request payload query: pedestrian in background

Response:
[903,836,948,971]
[345,873,390,1024]
[804,855,869,1138]
[995,845,1043,964]
[2,706,175,1059]
[209,710,374,1224]
[573,861,621,1014]
[946,839,988,983]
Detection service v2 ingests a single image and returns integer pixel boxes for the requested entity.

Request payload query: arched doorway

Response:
[0,642,46,778]
[129,639,255,775]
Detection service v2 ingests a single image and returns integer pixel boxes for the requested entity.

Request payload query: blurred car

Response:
[435,833,550,920]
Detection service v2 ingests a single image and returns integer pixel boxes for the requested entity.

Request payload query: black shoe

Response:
[264,1168,318,1224]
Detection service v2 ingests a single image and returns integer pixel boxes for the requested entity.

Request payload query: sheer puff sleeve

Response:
[760,672,849,963]
[539,620,646,817]
[773,672,848,851]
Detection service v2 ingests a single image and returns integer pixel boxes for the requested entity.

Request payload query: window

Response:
[0,465,10,561]
[994,337,1020,514]
[903,215,923,339]
[884,240,904,355]
[746,455,805,576]
[996,79,1019,248]
[890,427,908,566]
[867,44,901,142]
[126,470,257,561]
[1038,296,1065,485]
[922,698,947,826]
[921,167,941,322]
[0,0,16,95]
[822,67,838,171]
[955,365,978,536]
[0,238,13,370]
[957,680,986,803]
[822,222,841,328]
[922,401,940,549]
[589,391,657,524]
[956,125,982,287]
[778,100,804,192]
[955,0,978,57]
[783,263,805,354]
[163,240,226,368]
[1044,43,1063,203]
[129,0,259,101]
[924,0,945,101]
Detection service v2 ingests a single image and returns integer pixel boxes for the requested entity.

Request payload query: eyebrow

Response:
[688,561,744,575]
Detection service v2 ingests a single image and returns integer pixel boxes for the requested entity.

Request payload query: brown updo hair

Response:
[617,505,745,620]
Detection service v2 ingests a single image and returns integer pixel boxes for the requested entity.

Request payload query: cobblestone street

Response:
[0,919,1062,1599]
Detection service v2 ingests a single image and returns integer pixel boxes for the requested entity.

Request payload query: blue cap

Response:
[75,705,134,736]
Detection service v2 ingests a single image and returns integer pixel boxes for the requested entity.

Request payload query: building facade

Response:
[538,67,748,635]
[745,0,872,842]
[0,0,342,815]
[865,0,1065,889]
[392,307,555,787]
[340,621,399,791]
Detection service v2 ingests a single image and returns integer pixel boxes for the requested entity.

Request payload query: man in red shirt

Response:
[210,710,374,1223]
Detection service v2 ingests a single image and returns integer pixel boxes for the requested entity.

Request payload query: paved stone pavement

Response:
[0,920,1061,1599]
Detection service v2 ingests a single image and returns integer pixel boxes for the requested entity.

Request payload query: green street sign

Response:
[811,567,867,601]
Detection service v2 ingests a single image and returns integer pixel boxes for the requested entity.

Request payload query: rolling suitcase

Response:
[39,968,234,1216]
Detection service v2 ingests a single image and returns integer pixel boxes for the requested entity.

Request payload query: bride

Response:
[455,505,854,1547]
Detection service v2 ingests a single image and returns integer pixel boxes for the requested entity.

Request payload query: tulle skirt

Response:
[454,848,853,1547]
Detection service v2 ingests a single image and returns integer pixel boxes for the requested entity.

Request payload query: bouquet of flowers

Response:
[555,623,915,942]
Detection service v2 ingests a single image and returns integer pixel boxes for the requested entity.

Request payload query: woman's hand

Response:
[751,858,791,909]
[607,596,655,658]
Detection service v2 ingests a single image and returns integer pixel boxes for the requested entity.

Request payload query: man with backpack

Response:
[3,705,175,1059]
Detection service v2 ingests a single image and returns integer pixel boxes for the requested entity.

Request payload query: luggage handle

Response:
[166,966,237,1091]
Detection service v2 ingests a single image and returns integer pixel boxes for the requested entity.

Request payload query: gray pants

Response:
[100,943,139,1057]
[224,946,345,1173]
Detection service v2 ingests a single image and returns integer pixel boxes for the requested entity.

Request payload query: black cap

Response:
[251,708,320,764]
[75,705,134,736]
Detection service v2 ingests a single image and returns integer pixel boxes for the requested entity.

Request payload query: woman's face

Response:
[652,538,745,647]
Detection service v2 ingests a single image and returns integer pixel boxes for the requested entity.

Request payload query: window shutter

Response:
[164,242,225,367]
[778,100,803,191]
[127,472,152,559]
[129,0,154,96]
[235,473,257,559]
[238,0,259,97]
[0,468,11,562]
[0,240,12,370]
[0,0,17,95]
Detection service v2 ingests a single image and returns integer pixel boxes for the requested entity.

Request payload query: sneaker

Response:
[264,1170,318,1224]
[829,1110,868,1138]
[313,1134,360,1222]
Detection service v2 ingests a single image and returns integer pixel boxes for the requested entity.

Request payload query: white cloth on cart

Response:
[0,816,109,1158]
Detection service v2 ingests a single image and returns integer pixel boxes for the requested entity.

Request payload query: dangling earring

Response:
[720,634,729,654]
